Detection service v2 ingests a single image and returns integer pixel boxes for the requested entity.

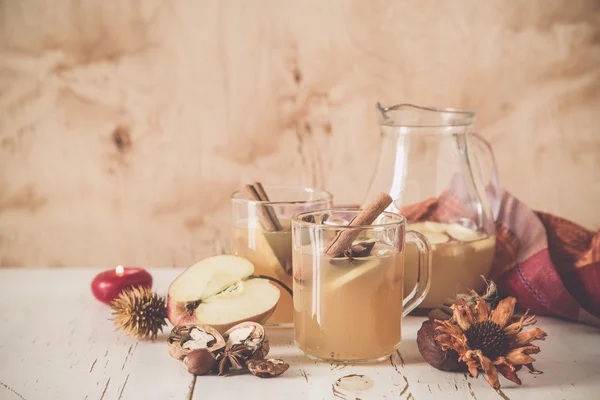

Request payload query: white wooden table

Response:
[1,269,598,400]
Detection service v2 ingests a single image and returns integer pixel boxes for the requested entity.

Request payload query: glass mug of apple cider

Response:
[292,195,432,363]
[231,184,333,327]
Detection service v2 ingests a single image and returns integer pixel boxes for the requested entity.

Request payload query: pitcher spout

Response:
[376,102,475,128]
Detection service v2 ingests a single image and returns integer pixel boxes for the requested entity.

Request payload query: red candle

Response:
[91,265,153,304]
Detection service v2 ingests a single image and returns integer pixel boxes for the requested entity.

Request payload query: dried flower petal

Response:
[505,352,535,366]
[508,345,541,356]
[475,297,491,321]
[493,356,513,369]
[462,300,476,324]
[510,328,547,348]
[451,302,472,331]
[490,297,516,328]
[436,320,464,336]
[523,315,537,327]
[496,363,522,385]
[505,345,541,366]
[435,321,470,357]
[466,358,480,378]
[474,350,500,389]
[435,322,465,344]
[504,311,536,336]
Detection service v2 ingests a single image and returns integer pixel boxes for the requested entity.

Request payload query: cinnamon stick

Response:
[252,182,282,231]
[242,183,282,232]
[325,192,393,257]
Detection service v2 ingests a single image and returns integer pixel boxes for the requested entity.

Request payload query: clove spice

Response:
[343,239,377,261]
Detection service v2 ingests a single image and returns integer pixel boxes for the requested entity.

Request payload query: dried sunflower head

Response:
[435,297,547,389]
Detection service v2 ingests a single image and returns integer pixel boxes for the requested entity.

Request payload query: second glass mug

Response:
[291,209,432,363]
[231,186,333,327]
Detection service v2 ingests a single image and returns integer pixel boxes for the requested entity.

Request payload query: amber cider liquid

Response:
[404,222,496,309]
[232,219,293,325]
[293,242,404,362]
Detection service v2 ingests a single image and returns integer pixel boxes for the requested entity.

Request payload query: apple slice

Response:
[234,218,291,277]
[422,221,448,233]
[421,231,450,245]
[327,243,393,290]
[407,222,450,244]
[169,255,253,302]
[260,220,293,277]
[167,255,280,333]
[329,258,382,290]
[195,279,279,332]
[407,222,425,232]
[446,223,484,242]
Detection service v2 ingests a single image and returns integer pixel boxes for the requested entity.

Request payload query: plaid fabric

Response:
[492,191,600,327]
[400,190,600,327]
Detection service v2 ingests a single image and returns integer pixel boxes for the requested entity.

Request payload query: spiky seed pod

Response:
[111,286,167,340]
[465,320,508,360]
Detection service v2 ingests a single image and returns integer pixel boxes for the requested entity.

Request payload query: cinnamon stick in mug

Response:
[242,183,282,232]
[325,192,393,257]
[252,182,282,231]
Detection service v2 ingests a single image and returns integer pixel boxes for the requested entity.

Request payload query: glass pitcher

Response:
[364,103,500,309]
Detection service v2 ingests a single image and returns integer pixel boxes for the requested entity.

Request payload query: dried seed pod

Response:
[167,324,226,360]
[184,349,217,375]
[343,239,377,259]
[217,344,254,376]
[416,320,466,372]
[246,359,289,378]
[223,322,269,360]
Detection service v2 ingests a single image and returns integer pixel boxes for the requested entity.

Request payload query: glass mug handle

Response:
[402,230,432,316]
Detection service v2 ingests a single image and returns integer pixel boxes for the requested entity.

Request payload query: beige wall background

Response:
[1,0,599,268]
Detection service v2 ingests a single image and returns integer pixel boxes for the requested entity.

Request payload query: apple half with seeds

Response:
[167,255,280,333]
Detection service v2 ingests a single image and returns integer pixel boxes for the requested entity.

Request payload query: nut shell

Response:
[167,324,225,360]
[184,349,217,375]
[251,338,270,360]
[223,322,269,360]
[416,320,466,372]
[246,359,289,378]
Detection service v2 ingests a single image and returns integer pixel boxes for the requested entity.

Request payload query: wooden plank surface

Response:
[0,269,193,400]
[0,268,599,400]
[1,0,600,268]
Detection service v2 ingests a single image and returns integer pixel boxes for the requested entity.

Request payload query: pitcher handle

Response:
[402,230,432,316]
[471,133,501,220]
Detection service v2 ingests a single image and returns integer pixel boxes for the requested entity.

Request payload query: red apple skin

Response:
[166,295,198,327]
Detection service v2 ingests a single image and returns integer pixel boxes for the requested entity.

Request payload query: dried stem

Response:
[250,275,293,296]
